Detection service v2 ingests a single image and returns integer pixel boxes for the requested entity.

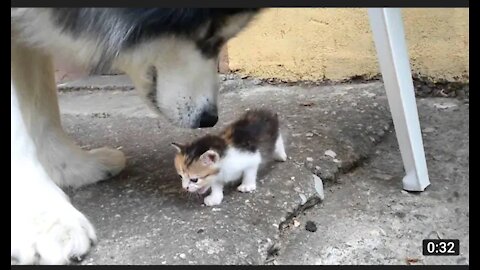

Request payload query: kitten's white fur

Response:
[202,134,287,206]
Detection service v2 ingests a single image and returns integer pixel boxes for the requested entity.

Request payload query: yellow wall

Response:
[227,8,469,82]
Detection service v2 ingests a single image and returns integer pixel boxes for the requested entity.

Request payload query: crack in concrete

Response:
[278,196,323,235]
[263,196,322,265]
[263,120,395,264]
[59,86,135,92]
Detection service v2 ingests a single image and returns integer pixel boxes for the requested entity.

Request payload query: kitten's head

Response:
[172,136,226,194]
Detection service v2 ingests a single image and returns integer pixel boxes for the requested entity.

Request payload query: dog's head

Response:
[114,9,260,128]
[14,8,259,128]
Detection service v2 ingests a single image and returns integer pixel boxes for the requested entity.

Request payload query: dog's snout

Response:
[198,110,218,128]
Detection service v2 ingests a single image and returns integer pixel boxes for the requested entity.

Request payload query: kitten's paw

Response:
[237,184,256,193]
[204,194,223,206]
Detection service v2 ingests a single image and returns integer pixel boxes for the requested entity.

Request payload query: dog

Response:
[11,8,260,264]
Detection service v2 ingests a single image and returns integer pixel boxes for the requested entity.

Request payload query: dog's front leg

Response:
[11,44,124,264]
[11,82,97,264]
[11,44,126,189]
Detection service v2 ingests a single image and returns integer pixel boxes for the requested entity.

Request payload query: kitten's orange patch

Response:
[174,154,186,174]
[221,126,234,144]
[174,153,219,179]
[187,160,220,178]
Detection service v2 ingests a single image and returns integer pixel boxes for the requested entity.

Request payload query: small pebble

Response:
[306,157,314,162]
[305,221,317,232]
[179,253,186,259]
[423,127,435,133]
[293,219,300,227]
[299,193,307,205]
[253,79,262,85]
[313,174,325,200]
[324,150,337,158]
[434,102,457,110]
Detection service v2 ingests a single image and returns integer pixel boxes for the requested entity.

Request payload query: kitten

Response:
[172,109,287,206]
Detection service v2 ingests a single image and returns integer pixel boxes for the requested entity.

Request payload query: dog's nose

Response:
[198,110,218,128]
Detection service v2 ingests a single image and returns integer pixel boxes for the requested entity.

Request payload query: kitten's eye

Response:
[179,175,183,179]
[190,178,198,183]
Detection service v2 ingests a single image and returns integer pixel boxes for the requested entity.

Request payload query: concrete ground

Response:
[57,75,469,265]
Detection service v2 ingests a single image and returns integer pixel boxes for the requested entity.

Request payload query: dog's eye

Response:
[190,178,198,183]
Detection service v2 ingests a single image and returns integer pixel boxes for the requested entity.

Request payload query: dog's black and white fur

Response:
[11,8,259,264]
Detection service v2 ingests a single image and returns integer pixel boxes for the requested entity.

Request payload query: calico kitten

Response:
[172,109,287,206]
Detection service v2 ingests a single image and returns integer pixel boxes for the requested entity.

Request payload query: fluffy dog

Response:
[11,8,259,264]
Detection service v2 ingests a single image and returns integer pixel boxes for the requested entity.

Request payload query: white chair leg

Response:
[367,8,430,191]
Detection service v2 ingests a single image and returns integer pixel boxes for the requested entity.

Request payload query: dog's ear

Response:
[171,142,186,153]
[199,150,219,166]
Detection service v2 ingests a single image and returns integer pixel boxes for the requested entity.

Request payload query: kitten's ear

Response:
[200,150,220,166]
[171,142,185,153]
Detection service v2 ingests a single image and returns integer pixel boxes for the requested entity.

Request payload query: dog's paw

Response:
[237,184,256,193]
[50,146,127,188]
[11,197,96,265]
[204,194,223,206]
[88,147,126,179]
